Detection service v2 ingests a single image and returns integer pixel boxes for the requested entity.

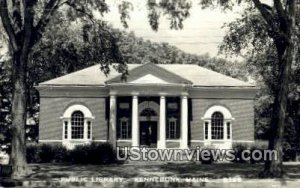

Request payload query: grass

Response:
[22,162,300,179]
[2,162,300,187]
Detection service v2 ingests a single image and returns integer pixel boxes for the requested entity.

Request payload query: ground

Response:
[1,162,300,187]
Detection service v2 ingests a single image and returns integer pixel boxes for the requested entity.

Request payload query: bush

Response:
[198,146,216,164]
[69,143,116,164]
[282,142,297,162]
[232,142,268,164]
[27,142,117,164]
[26,144,68,163]
[249,141,268,164]
[232,143,251,163]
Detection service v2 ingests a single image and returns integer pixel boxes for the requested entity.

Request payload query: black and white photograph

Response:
[0,0,299,187]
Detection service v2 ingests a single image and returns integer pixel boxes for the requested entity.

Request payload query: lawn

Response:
[1,162,300,187]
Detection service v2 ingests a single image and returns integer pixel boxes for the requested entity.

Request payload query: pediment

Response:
[106,63,192,85]
[130,74,169,84]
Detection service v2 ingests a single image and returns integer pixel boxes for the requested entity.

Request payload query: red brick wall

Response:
[39,96,254,146]
[190,99,254,142]
[39,97,107,141]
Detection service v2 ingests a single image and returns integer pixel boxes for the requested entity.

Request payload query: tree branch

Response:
[252,0,290,43]
[22,0,35,52]
[0,0,19,51]
[11,0,22,33]
[32,0,61,45]
[252,0,276,30]
[274,0,288,31]
[64,1,94,23]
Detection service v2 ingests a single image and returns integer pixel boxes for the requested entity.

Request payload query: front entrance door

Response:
[140,121,157,147]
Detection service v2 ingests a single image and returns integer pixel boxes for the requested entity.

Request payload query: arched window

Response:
[62,104,94,145]
[71,111,84,139]
[211,112,224,140]
[203,105,233,141]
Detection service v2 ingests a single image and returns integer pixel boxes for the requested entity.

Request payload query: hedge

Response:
[26,142,117,164]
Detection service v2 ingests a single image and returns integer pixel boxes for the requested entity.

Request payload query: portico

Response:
[109,93,189,149]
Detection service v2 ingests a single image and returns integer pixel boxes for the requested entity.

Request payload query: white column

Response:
[158,96,166,149]
[109,95,117,149]
[132,95,139,147]
[180,95,188,149]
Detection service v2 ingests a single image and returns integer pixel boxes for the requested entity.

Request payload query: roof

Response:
[39,63,254,87]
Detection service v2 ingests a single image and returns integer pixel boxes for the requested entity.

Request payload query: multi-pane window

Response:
[167,118,179,139]
[87,121,91,139]
[71,111,84,139]
[227,122,231,139]
[204,121,209,139]
[211,112,224,140]
[120,118,129,139]
[64,121,68,139]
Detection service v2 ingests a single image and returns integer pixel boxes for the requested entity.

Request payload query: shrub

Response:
[39,144,54,163]
[26,144,68,163]
[26,144,41,163]
[232,143,251,163]
[232,141,269,164]
[282,142,297,162]
[69,143,116,164]
[27,143,116,164]
[52,145,69,163]
[249,141,268,164]
[198,146,216,164]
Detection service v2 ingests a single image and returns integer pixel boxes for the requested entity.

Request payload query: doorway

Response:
[140,121,157,147]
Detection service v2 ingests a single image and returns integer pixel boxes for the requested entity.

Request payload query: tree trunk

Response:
[262,35,296,178]
[10,50,28,178]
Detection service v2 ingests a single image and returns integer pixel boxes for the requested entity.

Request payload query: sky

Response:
[102,0,244,58]
[0,0,245,61]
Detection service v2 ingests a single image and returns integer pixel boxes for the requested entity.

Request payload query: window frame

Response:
[119,117,130,139]
[210,112,224,140]
[226,121,231,140]
[70,111,85,140]
[61,104,94,142]
[204,121,209,140]
[202,106,233,141]
[167,117,179,140]
[87,120,92,139]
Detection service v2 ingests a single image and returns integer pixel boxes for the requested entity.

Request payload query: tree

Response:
[215,0,298,177]
[1,0,297,179]
[0,0,191,177]
[146,0,298,177]
[0,0,129,178]
[221,6,300,160]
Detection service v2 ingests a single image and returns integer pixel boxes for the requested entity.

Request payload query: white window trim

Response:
[202,105,234,120]
[203,120,211,140]
[86,120,92,140]
[167,117,177,139]
[225,121,232,140]
[119,117,130,139]
[60,104,95,119]
[202,105,233,141]
[63,120,68,140]
[61,104,94,142]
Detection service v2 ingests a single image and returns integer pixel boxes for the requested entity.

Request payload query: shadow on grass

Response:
[22,162,300,180]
